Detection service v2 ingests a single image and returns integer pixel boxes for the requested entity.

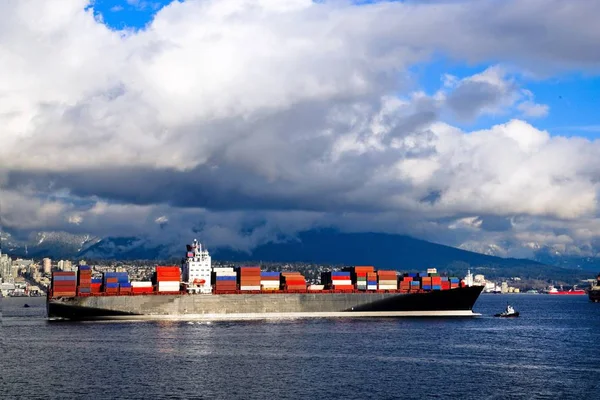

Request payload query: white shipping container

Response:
[213,267,235,273]
[240,286,261,291]
[131,281,153,288]
[378,285,398,290]
[216,272,237,277]
[378,280,397,285]
[158,282,180,290]
[367,285,378,290]
[308,284,325,290]
[331,280,352,285]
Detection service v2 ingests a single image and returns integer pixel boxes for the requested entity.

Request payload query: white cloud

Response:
[517,101,549,118]
[1,0,600,258]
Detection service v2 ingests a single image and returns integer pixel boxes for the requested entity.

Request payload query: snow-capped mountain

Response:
[1,229,599,275]
[79,236,174,260]
[0,231,101,259]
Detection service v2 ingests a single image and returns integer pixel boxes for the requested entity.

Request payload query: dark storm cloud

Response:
[4,162,411,214]
[477,215,513,232]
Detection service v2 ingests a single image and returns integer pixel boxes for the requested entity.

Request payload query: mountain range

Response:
[1,229,597,281]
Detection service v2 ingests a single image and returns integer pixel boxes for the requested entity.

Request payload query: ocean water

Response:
[2,294,599,400]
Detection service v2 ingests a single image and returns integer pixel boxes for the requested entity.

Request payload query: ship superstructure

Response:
[181,239,212,294]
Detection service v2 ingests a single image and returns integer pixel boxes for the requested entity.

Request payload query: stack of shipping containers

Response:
[155,266,181,293]
[321,271,353,290]
[398,275,412,292]
[91,278,102,294]
[347,266,374,290]
[119,281,132,294]
[421,275,432,291]
[53,261,469,297]
[77,265,92,295]
[377,270,398,290]
[52,271,77,296]
[450,277,460,289]
[213,267,237,292]
[440,276,450,290]
[430,272,442,290]
[238,266,261,291]
[367,271,377,290]
[281,272,307,290]
[103,272,119,294]
[260,271,281,291]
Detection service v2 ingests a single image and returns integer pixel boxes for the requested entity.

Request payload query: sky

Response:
[1,0,600,258]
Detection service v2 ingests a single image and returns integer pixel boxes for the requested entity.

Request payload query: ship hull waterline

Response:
[47,285,484,321]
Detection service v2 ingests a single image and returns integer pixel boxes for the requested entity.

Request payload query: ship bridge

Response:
[182,239,212,294]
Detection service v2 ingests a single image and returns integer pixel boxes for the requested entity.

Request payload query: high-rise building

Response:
[0,251,12,283]
[57,260,74,271]
[43,258,52,274]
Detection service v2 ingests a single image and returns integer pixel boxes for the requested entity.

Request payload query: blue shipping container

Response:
[261,272,280,277]
[217,276,236,281]
[53,275,76,281]
[78,287,91,293]
[410,281,420,286]
[120,283,132,288]
[332,272,350,276]
[91,278,102,284]
[78,265,92,270]
[367,281,377,285]
[422,285,432,290]
[105,283,119,289]
[432,285,442,290]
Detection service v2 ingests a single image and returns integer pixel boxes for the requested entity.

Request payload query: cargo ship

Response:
[47,239,484,321]
[589,273,600,303]
[545,285,587,295]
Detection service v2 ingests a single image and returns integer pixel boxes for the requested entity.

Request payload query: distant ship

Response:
[47,239,484,321]
[588,273,600,303]
[545,285,586,295]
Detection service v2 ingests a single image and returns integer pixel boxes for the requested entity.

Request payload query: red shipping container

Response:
[132,287,154,294]
[331,285,354,290]
[52,283,76,288]
[354,266,375,273]
[53,292,76,297]
[53,272,76,276]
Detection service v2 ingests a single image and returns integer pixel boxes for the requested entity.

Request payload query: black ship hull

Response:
[48,286,484,321]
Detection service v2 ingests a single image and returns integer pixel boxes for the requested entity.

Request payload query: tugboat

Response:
[495,304,519,318]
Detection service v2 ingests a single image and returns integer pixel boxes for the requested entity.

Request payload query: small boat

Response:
[495,304,519,318]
